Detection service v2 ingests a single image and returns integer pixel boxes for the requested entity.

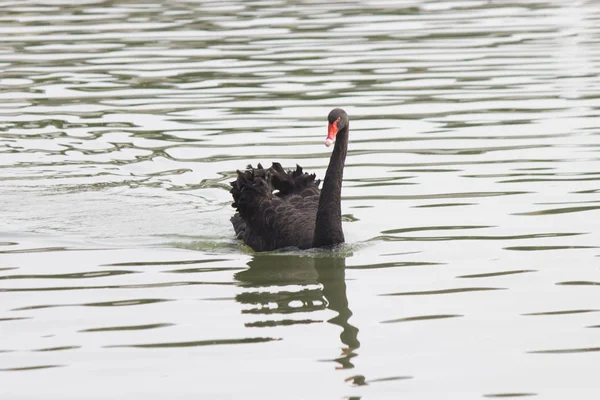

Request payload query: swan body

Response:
[230,108,349,252]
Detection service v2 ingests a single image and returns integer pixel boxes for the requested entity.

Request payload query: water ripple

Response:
[12,298,170,311]
[381,314,462,324]
[530,347,600,355]
[382,287,505,296]
[106,337,280,349]
[0,365,64,372]
[79,323,174,333]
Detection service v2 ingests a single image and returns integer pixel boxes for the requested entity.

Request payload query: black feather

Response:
[230,163,321,251]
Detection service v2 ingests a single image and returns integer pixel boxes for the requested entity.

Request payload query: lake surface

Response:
[1,0,600,398]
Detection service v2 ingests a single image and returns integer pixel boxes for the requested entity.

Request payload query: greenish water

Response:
[1,1,600,399]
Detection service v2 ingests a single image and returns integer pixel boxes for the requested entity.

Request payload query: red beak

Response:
[325,118,340,147]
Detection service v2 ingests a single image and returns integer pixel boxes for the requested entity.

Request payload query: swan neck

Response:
[313,124,348,247]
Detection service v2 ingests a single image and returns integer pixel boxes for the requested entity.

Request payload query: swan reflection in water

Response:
[234,254,359,369]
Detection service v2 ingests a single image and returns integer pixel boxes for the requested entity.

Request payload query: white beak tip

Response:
[325,139,333,147]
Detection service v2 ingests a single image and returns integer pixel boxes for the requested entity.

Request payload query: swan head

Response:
[325,108,348,147]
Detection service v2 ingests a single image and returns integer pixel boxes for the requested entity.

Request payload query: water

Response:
[1,0,600,398]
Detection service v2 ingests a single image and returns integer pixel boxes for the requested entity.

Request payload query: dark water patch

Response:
[106,337,280,349]
[2,171,121,183]
[383,287,504,296]
[575,189,600,194]
[341,213,359,222]
[202,297,236,301]
[12,298,170,311]
[530,347,600,354]
[33,346,80,352]
[522,309,598,316]
[464,172,555,179]
[80,323,174,333]
[394,168,461,173]
[350,144,552,157]
[514,167,555,171]
[0,246,88,254]
[535,200,600,206]
[345,176,415,184]
[381,314,462,324]
[483,394,538,398]
[353,134,565,144]
[501,177,600,184]
[1,280,235,293]
[381,251,422,257]
[177,152,343,163]
[556,281,600,287]
[381,225,491,235]
[467,172,600,184]
[42,180,149,194]
[0,242,18,246]
[350,182,416,188]
[347,160,561,172]
[345,375,368,387]
[505,246,597,251]
[0,270,137,280]
[344,191,530,201]
[103,258,230,267]
[0,317,31,322]
[414,202,474,208]
[515,206,600,216]
[169,240,245,252]
[0,267,18,272]
[368,376,413,383]
[347,261,441,270]
[245,319,322,328]
[165,266,245,273]
[0,365,64,372]
[234,245,356,260]
[376,232,581,242]
[458,270,536,279]
[238,289,326,315]
[344,375,413,387]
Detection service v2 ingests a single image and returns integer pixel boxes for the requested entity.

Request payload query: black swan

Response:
[230,108,349,252]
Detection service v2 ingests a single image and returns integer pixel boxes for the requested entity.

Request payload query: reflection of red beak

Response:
[325,118,339,147]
